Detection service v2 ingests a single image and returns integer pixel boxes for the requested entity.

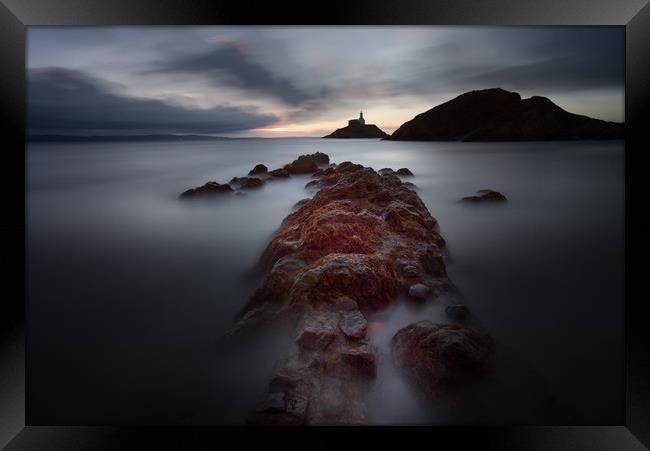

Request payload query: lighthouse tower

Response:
[348,110,367,127]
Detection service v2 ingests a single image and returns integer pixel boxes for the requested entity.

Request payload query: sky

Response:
[27,26,624,137]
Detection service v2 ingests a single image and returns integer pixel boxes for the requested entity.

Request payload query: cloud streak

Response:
[147,42,329,108]
[401,28,624,95]
[28,67,277,134]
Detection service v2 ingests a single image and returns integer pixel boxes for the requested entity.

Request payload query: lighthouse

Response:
[348,110,366,127]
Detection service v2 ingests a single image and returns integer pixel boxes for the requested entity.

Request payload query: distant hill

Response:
[323,123,389,139]
[28,134,231,142]
[388,88,623,141]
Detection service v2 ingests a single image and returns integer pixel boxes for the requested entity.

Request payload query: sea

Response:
[26,138,624,425]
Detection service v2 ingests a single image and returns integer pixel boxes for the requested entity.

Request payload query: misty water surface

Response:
[27,138,624,424]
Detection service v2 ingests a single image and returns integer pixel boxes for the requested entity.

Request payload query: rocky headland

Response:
[185,152,494,425]
[388,88,623,141]
[323,122,389,139]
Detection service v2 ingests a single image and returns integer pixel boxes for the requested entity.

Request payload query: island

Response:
[323,111,389,139]
[387,88,623,141]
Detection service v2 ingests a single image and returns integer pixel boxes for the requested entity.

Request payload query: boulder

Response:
[229,176,265,189]
[339,310,367,339]
[396,168,414,176]
[269,168,291,178]
[295,313,338,351]
[284,152,330,174]
[335,297,359,312]
[342,343,376,378]
[392,321,493,395]
[179,181,233,198]
[408,283,430,299]
[248,164,268,175]
[445,304,470,320]
[461,189,507,203]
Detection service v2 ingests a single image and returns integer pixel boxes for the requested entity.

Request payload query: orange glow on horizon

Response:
[251,120,400,137]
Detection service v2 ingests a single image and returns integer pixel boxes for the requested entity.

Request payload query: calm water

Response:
[27,138,624,425]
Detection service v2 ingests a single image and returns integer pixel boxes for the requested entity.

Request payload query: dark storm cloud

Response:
[456,53,623,92]
[27,67,277,134]
[403,27,624,95]
[147,42,328,107]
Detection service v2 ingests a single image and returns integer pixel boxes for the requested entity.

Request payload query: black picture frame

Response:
[1,1,648,448]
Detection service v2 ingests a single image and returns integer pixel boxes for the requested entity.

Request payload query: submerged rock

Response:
[269,168,291,178]
[249,164,268,175]
[179,181,233,198]
[392,321,493,396]
[229,176,265,189]
[445,304,470,320]
[396,168,414,176]
[408,283,430,300]
[461,189,507,203]
[284,152,330,174]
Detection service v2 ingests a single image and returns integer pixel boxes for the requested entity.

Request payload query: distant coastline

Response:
[27,134,233,142]
[27,134,327,142]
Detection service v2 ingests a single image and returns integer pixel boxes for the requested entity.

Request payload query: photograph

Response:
[24,25,628,427]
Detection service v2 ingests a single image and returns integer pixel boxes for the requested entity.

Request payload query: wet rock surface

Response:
[249,164,268,175]
[392,321,493,396]
[396,168,414,176]
[179,181,233,198]
[461,189,507,203]
[446,304,470,321]
[269,168,291,178]
[339,310,367,339]
[408,283,430,300]
[229,176,265,189]
[284,152,330,174]
[213,151,491,425]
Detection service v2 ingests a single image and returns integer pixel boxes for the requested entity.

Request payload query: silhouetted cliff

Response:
[388,88,623,141]
[323,123,389,139]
